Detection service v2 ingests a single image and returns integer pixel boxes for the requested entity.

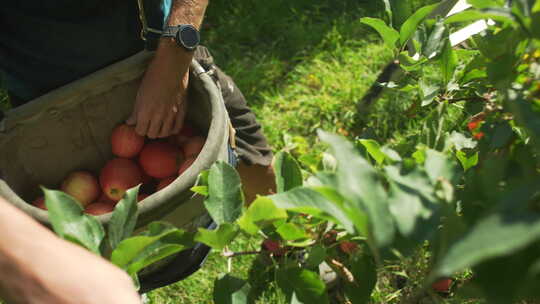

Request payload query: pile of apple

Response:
[32,123,206,216]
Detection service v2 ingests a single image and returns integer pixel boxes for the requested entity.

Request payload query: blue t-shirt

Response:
[0,1,171,102]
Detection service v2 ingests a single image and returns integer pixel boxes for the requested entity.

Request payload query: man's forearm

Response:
[167,0,209,29]
[0,196,141,304]
[154,0,209,82]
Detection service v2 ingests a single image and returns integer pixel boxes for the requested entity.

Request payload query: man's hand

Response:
[127,42,190,138]
[0,197,141,304]
[127,0,208,138]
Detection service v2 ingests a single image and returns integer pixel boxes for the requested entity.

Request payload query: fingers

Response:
[146,110,164,139]
[134,112,151,137]
[158,110,176,138]
[172,101,187,135]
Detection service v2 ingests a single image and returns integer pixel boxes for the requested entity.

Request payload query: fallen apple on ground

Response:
[61,171,101,207]
[111,124,145,158]
[100,158,143,201]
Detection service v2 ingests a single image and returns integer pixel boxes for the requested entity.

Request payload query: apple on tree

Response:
[431,277,453,293]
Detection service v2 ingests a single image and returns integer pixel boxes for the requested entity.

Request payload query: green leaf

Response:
[360,17,400,50]
[398,51,428,72]
[468,0,506,8]
[399,4,438,46]
[108,185,139,251]
[456,151,479,172]
[425,149,459,185]
[385,166,441,239]
[468,244,540,304]
[534,0,540,12]
[343,254,377,304]
[42,187,104,255]
[505,89,540,151]
[447,131,477,151]
[359,139,386,165]
[419,79,440,107]
[444,8,516,25]
[237,196,288,235]
[190,185,208,196]
[110,222,193,273]
[318,131,394,247]
[274,151,303,193]
[422,18,448,58]
[205,161,244,225]
[489,122,514,148]
[305,245,327,269]
[387,181,431,237]
[441,39,458,87]
[389,0,413,29]
[434,181,540,277]
[213,274,250,304]
[276,267,329,304]
[269,186,357,234]
[195,223,238,250]
[276,222,308,241]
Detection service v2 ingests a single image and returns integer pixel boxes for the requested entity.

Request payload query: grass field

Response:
[0,0,484,303]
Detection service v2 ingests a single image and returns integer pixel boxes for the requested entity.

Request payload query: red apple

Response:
[61,171,100,207]
[339,241,358,254]
[261,240,287,256]
[139,141,183,178]
[178,157,196,175]
[85,202,114,216]
[32,196,47,210]
[183,136,206,158]
[431,278,453,293]
[173,124,197,146]
[100,158,143,201]
[156,176,177,191]
[111,124,145,158]
[97,192,114,204]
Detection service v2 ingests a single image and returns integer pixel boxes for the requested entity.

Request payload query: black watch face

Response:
[177,25,200,50]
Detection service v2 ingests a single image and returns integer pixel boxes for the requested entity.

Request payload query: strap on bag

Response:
[136,0,165,41]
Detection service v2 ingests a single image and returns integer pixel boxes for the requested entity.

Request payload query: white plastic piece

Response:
[446,0,472,17]
[450,20,489,46]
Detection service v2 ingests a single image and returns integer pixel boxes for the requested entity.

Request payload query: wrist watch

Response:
[161,24,200,51]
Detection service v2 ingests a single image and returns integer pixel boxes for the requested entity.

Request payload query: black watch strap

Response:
[162,24,200,51]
